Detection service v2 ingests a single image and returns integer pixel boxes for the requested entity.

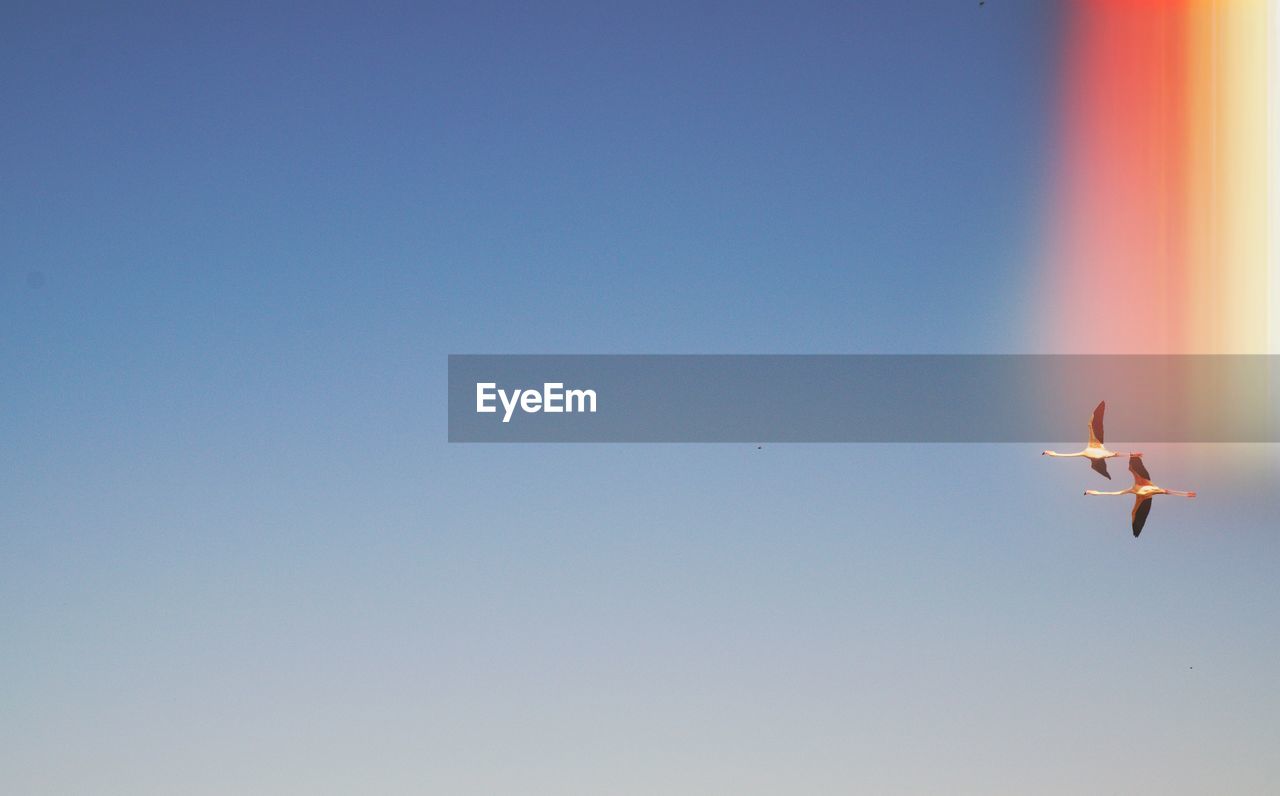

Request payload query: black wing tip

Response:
[1132,497,1152,537]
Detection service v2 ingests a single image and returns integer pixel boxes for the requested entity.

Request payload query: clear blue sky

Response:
[3,2,1278,793]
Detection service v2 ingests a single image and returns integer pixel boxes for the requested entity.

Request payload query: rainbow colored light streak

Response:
[1041,0,1277,355]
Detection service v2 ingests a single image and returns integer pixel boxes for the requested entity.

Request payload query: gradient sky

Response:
[3,2,1278,794]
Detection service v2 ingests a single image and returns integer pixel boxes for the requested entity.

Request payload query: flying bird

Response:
[1041,401,1138,479]
[1084,455,1197,537]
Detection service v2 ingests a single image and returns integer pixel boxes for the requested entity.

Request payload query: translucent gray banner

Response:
[447,355,1280,442]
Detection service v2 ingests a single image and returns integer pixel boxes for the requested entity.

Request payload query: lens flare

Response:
[1040,0,1276,355]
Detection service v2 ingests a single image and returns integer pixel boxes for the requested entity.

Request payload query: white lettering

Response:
[476,382,597,422]
[476,383,497,413]
[520,390,542,413]
[566,388,596,414]
[499,388,521,423]
[543,383,563,413]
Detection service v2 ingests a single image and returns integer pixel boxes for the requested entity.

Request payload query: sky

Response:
[3,2,1279,794]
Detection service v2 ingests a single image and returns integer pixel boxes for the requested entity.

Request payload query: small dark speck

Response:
[26,270,46,289]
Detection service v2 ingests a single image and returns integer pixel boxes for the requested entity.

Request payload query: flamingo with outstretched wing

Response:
[1042,401,1139,480]
[1085,455,1197,537]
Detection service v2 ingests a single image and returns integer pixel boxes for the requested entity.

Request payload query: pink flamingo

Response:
[1041,400,1139,480]
[1085,455,1197,538]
